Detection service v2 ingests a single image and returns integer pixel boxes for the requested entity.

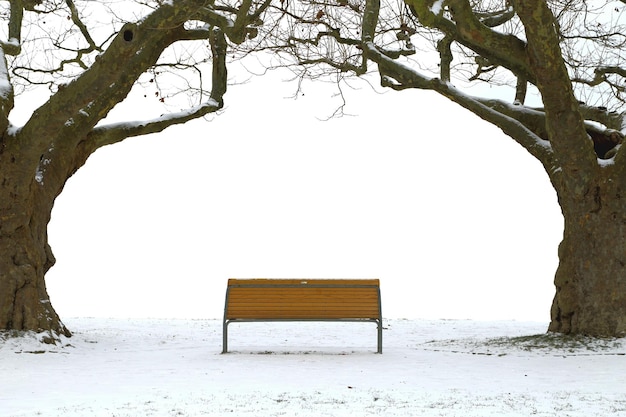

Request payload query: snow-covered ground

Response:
[1,318,625,416]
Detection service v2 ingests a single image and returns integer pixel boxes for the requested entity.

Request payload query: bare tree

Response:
[255,0,626,336]
[0,0,266,341]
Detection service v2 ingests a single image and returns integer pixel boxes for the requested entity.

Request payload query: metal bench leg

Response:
[222,320,229,354]
[377,320,383,354]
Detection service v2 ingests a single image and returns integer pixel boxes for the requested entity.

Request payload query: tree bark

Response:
[550,176,626,337]
[0,156,70,341]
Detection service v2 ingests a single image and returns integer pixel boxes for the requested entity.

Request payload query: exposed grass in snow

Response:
[489,333,626,354]
[420,332,626,357]
[1,318,625,416]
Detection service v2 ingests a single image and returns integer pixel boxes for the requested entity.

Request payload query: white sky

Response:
[33,68,563,322]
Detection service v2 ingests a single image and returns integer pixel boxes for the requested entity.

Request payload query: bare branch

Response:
[2,0,23,55]
[87,99,223,150]
[65,0,101,53]
[572,66,626,88]
[210,27,227,104]
[514,76,527,105]
[436,34,452,82]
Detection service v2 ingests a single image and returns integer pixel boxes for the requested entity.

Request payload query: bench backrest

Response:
[224,278,381,320]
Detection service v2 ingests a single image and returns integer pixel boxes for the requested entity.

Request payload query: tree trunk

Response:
[0,155,71,342]
[549,178,626,337]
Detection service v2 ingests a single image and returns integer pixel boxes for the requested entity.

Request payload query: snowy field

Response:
[1,318,625,417]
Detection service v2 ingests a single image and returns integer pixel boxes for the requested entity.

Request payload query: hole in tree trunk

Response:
[123,29,134,42]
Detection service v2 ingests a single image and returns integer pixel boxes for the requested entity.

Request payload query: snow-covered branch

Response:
[87,99,223,149]
[2,0,23,56]
[364,41,557,176]
[87,25,228,152]
[0,48,14,134]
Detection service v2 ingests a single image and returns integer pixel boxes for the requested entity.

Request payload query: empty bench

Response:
[222,278,383,353]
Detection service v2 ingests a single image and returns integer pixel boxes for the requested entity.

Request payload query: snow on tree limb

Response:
[0,49,14,135]
[87,99,223,149]
[364,41,556,176]
[2,0,253,194]
[87,25,228,150]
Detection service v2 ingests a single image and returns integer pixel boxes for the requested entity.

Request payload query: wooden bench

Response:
[222,278,383,353]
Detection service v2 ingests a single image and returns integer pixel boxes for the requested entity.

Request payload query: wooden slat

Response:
[227,313,377,318]
[228,278,379,287]
[227,309,380,315]
[224,278,381,320]
[228,291,378,300]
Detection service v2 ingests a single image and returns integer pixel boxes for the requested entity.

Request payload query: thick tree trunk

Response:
[549,179,626,337]
[0,156,71,341]
[0,231,70,342]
